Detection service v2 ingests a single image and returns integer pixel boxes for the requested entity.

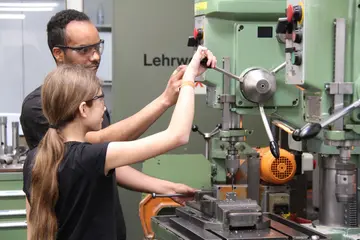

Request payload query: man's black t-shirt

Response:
[20,86,111,150]
[23,142,126,240]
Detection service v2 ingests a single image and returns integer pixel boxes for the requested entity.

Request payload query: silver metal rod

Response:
[205,139,209,160]
[0,221,27,228]
[213,65,242,82]
[151,193,188,198]
[230,112,241,129]
[259,104,274,142]
[12,122,19,155]
[0,190,25,197]
[0,117,7,155]
[222,57,232,131]
[271,119,295,134]
[321,98,360,127]
[271,62,286,74]
[333,18,346,130]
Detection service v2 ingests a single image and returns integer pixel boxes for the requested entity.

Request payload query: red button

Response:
[193,28,198,39]
[313,159,317,169]
[287,4,294,22]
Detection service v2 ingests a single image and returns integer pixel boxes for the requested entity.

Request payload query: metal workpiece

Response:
[185,195,266,230]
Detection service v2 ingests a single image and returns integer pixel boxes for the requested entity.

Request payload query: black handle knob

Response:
[276,17,289,34]
[292,123,322,141]
[192,125,198,132]
[200,57,211,68]
[270,141,280,159]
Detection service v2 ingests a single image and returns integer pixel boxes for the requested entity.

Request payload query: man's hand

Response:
[168,183,197,206]
[160,65,187,107]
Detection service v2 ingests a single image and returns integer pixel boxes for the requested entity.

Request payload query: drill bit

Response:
[232,175,235,192]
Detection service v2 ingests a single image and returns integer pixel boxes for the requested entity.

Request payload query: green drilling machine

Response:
[146,0,360,239]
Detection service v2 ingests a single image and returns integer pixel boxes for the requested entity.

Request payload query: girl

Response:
[23,46,216,240]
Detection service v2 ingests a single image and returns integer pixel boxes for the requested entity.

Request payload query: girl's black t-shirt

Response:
[23,141,126,240]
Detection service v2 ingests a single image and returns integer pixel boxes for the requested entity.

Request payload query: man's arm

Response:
[85,66,186,143]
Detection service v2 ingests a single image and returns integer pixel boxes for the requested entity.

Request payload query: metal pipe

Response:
[12,122,19,155]
[151,193,188,198]
[259,105,274,142]
[213,65,242,82]
[271,62,286,74]
[321,98,360,127]
[204,136,210,160]
[0,117,7,155]
[333,18,346,130]
[230,112,241,129]
[272,119,295,134]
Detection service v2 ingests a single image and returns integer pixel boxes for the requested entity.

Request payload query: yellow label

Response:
[195,2,208,12]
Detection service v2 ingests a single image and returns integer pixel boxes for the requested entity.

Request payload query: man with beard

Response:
[20,9,200,240]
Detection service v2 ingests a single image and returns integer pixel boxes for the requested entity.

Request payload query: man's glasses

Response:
[55,39,104,56]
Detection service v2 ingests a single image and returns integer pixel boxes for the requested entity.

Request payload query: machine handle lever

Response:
[200,57,242,82]
[192,125,205,137]
[270,62,286,74]
[292,98,360,141]
[192,124,222,139]
[259,104,280,159]
[151,193,189,198]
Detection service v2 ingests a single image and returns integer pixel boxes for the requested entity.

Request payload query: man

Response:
[21,9,195,239]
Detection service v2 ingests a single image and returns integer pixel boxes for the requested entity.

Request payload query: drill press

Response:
[148,0,326,239]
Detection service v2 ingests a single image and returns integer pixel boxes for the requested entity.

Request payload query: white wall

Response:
[84,0,113,26]
[0,0,114,144]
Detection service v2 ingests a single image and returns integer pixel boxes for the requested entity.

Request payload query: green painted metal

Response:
[141,154,212,198]
[151,0,360,239]
[302,224,360,240]
[196,0,360,154]
[0,172,27,240]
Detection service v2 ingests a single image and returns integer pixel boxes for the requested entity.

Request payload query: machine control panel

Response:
[285,0,304,85]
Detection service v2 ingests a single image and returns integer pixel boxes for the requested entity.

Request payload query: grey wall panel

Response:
[112,1,268,239]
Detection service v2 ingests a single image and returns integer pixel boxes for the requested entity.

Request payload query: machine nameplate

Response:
[305,95,321,122]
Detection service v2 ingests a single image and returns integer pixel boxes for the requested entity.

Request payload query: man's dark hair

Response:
[47,9,90,55]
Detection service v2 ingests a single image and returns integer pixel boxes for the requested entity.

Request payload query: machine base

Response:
[151,212,327,240]
[302,223,360,240]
